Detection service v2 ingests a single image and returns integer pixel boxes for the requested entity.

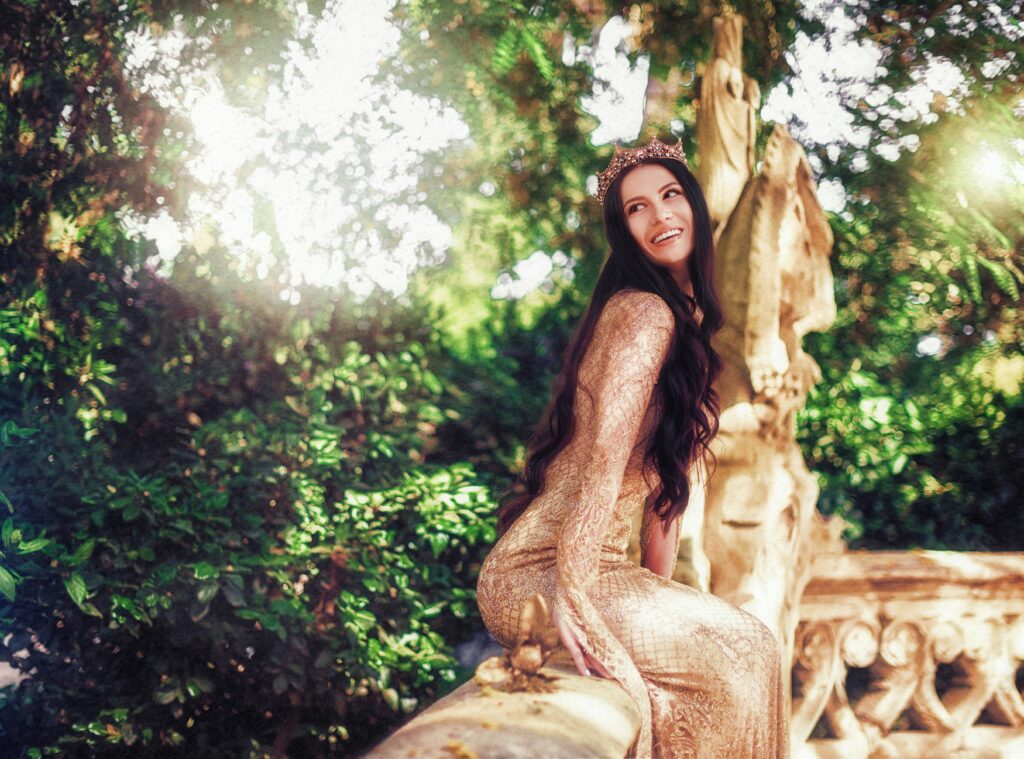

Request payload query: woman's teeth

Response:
[653,229,680,244]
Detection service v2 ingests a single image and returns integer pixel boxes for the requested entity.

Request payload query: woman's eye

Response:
[626,188,679,214]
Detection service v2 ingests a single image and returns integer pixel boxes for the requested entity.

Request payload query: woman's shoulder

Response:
[602,288,675,332]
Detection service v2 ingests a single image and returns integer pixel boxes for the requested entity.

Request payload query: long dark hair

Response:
[496,156,725,538]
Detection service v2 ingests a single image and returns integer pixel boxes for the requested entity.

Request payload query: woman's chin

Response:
[647,253,689,272]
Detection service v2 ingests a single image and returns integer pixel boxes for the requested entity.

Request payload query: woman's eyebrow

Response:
[622,182,679,207]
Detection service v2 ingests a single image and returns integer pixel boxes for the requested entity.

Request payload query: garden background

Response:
[1,0,1022,755]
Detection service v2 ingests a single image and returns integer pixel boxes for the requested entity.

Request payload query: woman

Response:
[475,137,788,759]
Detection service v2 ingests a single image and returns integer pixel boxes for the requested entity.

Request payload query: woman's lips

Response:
[651,228,683,245]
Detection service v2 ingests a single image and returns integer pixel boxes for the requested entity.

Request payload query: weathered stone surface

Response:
[364,651,640,759]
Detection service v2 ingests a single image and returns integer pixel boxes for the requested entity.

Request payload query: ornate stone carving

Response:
[699,119,842,689]
[794,550,1024,757]
[473,593,562,693]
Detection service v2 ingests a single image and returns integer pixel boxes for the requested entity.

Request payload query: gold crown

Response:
[596,136,689,205]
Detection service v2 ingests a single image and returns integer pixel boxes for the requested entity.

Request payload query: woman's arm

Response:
[553,290,676,676]
[640,495,680,579]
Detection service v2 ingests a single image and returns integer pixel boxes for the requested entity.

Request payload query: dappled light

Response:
[123,0,468,300]
[2,0,1022,755]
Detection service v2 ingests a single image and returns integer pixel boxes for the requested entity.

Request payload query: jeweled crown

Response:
[596,136,689,205]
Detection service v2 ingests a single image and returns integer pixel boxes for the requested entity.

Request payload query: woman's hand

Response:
[549,603,612,679]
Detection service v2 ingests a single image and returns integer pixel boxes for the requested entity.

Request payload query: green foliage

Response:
[798,206,1024,548]
[0,1,502,754]
[0,245,498,755]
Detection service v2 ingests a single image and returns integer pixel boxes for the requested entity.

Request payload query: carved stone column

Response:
[688,15,846,725]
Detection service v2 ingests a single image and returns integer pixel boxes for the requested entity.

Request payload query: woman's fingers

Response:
[560,625,590,677]
[549,604,612,679]
[550,606,591,677]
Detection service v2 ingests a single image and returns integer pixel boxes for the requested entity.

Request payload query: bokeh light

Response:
[121,0,469,301]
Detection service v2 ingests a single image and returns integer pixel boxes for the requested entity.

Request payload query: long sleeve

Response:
[553,289,675,758]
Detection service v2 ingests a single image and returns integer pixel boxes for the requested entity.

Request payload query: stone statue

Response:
[696,13,761,240]
[700,119,843,706]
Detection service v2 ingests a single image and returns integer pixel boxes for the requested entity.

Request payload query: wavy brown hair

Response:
[496,156,725,538]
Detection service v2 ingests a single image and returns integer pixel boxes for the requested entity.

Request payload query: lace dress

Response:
[476,289,788,759]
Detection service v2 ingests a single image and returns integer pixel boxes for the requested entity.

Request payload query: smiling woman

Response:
[477,137,788,758]
[620,164,697,297]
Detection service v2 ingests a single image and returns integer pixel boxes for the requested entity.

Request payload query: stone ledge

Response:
[803,550,1024,613]
[364,650,640,759]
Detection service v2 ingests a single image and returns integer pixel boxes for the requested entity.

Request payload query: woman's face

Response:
[619,162,695,289]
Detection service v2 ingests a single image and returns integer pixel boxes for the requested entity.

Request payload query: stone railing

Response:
[366,551,1024,758]
[793,550,1024,759]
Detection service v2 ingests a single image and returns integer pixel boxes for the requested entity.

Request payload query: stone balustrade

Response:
[793,550,1024,759]
[365,550,1024,759]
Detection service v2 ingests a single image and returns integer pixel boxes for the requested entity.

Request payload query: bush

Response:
[0,245,497,756]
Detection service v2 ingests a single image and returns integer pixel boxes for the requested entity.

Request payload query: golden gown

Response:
[476,289,788,759]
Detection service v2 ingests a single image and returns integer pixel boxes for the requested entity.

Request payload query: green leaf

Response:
[418,601,445,619]
[491,25,520,76]
[521,26,553,81]
[85,382,107,405]
[196,582,219,605]
[222,578,245,607]
[18,537,52,554]
[976,256,1020,301]
[154,684,179,705]
[1,518,12,547]
[426,532,448,558]
[65,573,87,607]
[346,609,376,633]
[0,565,17,602]
[66,538,96,567]
[421,370,443,395]
[112,594,147,623]
[0,488,12,513]
[189,600,211,623]
[962,251,982,304]
[0,421,39,446]
[193,562,219,580]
